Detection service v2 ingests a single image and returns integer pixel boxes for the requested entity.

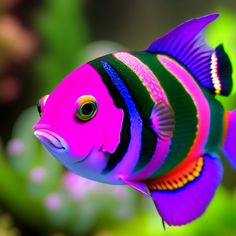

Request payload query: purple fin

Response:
[222,110,236,168]
[149,154,223,226]
[146,14,233,96]
[150,102,175,140]
[120,176,153,199]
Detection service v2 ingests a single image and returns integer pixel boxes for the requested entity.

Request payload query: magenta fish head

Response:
[34,64,124,183]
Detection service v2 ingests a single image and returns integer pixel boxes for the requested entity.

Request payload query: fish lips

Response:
[33,127,88,165]
[34,128,67,152]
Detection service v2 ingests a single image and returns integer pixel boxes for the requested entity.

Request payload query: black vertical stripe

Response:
[89,59,131,173]
[105,52,159,175]
[91,54,159,176]
[133,127,157,173]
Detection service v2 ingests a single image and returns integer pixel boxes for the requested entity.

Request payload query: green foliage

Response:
[1,106,139,235]
[34,0,88,93]
[207,10,236,110]
[104,188,236,236]
[0,2,139,233]
[1,2,236,235]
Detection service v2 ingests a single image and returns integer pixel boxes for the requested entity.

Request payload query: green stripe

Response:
[202,90,224,152]
[104,54,159,173]
[104,54,154,121]
[132,52,198,177]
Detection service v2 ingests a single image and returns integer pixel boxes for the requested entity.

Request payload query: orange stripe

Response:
[222,111,229,146]
[147,157,204,191]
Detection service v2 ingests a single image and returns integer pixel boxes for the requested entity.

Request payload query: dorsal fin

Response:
[146,14,233,96]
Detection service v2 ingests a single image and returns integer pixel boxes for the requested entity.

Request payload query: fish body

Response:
[34,14,236,226]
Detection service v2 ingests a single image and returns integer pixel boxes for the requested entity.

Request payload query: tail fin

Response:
[222,110,236,168]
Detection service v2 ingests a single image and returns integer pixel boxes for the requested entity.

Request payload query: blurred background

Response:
[0,0,236,235]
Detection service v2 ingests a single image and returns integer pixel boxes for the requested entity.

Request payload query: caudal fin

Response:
[222,110,236,169]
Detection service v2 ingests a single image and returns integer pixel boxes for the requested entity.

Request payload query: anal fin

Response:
[120,176,153,199]
[146,154,223,226]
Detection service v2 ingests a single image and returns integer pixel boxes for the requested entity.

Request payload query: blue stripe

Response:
[101,61,143,175]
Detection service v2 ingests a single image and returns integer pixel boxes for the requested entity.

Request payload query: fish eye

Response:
[75,95,98,121]
[37,95,49,117]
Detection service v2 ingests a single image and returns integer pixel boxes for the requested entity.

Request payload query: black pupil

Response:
[81,103,94,116]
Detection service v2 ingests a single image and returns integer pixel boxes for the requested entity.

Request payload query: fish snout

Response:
[34,128,67,151]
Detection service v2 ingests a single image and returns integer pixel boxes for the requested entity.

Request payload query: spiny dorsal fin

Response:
[146,14,233,96]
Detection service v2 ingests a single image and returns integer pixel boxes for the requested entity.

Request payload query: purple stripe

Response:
[113,52,171,180]
[131,138,171,180]
[101,61,143,180]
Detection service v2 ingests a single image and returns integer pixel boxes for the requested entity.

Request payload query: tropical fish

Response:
[34,14,236,226]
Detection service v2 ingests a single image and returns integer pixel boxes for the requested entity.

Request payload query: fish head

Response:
[34,64,124,183]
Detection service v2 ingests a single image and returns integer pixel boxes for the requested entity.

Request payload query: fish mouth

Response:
[34,129,67,151]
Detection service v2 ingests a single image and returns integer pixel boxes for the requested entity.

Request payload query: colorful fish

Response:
[34,14,236,226]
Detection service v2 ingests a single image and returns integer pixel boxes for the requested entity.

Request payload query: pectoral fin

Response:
[149,102,175,140]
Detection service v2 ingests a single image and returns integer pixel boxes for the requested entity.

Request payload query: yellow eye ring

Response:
[75,95,98,121]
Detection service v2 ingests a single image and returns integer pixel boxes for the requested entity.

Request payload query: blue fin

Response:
[222,110,236,169]
[146,154,223,226]
[146,14,233,96]
[149,102,175,140]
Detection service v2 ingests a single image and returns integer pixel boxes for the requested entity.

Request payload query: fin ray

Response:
[149,102,175,140]
[146,14,233,96]
[120,176,152,199]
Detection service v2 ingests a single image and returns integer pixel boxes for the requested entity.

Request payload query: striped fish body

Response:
[90,51,225,181]
[34,14,236,226]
